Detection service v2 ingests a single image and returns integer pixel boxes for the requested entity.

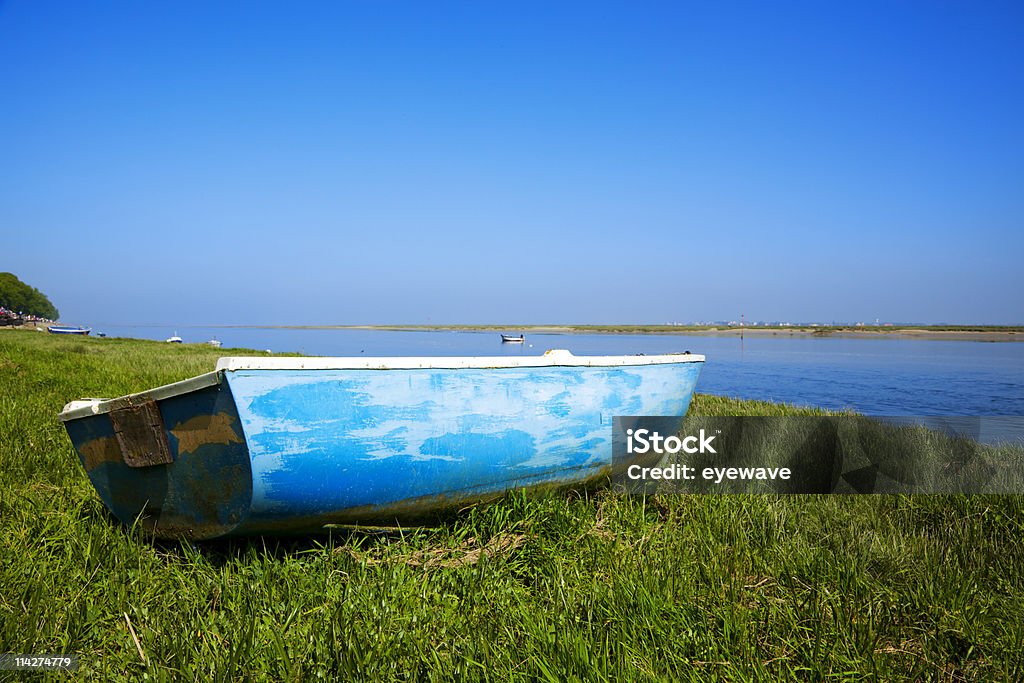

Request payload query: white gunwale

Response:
[59,372,222,422]
[215,349,704,371]
[59,350,704,422]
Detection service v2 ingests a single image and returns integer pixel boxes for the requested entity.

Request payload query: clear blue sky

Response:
[2,1,1022,325]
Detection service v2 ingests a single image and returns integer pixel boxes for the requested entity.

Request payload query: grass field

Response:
[1,330,1022,680]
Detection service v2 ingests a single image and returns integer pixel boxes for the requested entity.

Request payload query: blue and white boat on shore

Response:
[48,325,91,335]
[60,349,704,539]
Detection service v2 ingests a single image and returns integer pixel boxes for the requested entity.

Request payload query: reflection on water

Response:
[94,326,1024,419]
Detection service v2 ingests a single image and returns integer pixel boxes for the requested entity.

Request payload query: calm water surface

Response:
[96,326,1024,421]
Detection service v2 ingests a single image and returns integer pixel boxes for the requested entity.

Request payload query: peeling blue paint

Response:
[226,364,702,523]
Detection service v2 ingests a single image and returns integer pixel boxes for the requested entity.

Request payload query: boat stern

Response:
[60,372,253,540]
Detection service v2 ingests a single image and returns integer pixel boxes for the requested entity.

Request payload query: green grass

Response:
[670,415,1024,495]
[1,330,1023,680]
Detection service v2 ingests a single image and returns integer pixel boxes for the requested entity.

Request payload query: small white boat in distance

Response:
[501,334,525,343]
[166,332,183,343]
[207,338,223,348]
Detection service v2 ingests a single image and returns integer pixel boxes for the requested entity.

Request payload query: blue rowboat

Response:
[48,325,91,335]
[60,349,704,539]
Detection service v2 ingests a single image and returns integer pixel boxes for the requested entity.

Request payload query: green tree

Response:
[0,273,59,319]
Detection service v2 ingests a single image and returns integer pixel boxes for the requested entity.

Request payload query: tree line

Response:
[0,272,59,319]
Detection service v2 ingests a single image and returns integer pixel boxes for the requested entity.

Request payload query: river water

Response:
[94,326,1024,421]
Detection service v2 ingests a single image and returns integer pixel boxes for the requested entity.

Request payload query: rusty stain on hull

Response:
[171,412,244,455]
[78,436,122,472]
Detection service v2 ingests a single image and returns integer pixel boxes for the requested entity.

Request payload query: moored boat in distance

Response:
[207,338,223,348]
[501,334,525,343]
[166,333,183,343]
[48,325,91,335]
[59,349,704,539]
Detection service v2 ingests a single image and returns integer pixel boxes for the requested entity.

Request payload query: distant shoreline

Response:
[206,324,1024,342]
[13,322,1019,342]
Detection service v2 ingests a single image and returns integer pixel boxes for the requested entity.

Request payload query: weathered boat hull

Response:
[60,350,704,539]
